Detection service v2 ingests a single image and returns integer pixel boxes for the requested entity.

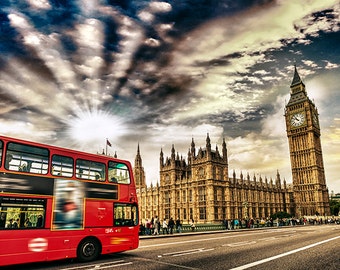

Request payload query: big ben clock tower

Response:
[285,66,330,216]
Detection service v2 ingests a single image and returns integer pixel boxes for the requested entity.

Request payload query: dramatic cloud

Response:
[0,0,339,192]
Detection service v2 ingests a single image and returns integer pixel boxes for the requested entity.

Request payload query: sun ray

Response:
[66,108,128,150]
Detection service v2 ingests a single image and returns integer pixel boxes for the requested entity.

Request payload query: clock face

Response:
[290,112,305,127]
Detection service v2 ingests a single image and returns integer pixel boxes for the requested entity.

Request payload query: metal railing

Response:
[139,218,340,236]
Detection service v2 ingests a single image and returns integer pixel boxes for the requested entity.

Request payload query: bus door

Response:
[112,203,138,249]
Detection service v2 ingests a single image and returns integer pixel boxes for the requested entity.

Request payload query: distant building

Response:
[330,192,340,202]
[134,66,330,224]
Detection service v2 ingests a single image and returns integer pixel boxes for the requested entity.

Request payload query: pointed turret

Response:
[222,138,228,162]
[288,65,307,104]
[276,169,281,187]
[291,65,305,87]
[133,144,146,188]
[160,148,164,168]
[191,137,196,157]
[247,172,251,185]
[135,143,142,167]
[206,133,211,158]
[187,148,192,165]
[171,144,176,160]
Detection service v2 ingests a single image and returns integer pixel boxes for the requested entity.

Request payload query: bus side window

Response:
[5,142,49,175]
[108,161,131,184]
[51,155,74,177]
[76,159,105,181]
[0,196,46,229]
[5,153,14,170]
[114,203,138,226]
[0,140,3,167]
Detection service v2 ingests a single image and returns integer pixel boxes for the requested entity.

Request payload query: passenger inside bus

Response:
[0,212,6,228]
[36,215,43,227]
[24,218,32,227]
[5,154,12,169]
[6,218,18,228]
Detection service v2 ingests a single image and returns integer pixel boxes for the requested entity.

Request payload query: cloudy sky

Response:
[0,0,339,193]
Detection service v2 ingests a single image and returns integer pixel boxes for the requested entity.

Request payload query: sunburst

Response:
[66,109,128,150]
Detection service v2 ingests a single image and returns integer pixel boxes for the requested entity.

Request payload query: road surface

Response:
[6,224,340,270]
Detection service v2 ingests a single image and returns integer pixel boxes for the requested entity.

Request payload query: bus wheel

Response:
[77,238,101,262]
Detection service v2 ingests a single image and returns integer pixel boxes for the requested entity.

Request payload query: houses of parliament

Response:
[134,67,330,224]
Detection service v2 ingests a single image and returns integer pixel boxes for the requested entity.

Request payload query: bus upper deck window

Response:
[108,161,131,184]
[76,159,106,181]
[51,155,74,177]
[5,143,49,174]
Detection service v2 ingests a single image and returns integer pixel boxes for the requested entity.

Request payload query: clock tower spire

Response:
[284,66,330,217]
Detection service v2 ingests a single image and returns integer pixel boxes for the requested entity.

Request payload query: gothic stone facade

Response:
[135,135,293,224]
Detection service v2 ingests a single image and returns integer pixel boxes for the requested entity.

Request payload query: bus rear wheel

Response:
[77,238,101,262]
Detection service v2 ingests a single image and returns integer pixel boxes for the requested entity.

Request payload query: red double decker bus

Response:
[0,135,139,266]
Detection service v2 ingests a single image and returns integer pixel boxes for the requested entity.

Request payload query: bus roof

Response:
[0,134,131,165]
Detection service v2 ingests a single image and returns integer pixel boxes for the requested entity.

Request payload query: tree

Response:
[329,199,340,216]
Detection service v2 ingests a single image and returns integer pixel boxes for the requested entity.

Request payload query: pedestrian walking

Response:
[153,216,160,235]
[176,218,182,233]
[190,219,195,231]
[168,217,175,234]
[162,218,168,234]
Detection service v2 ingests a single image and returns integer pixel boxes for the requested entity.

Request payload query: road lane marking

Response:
[229,235,340,270]
[163,248,205,256]
[226,233,297,248]
[135,257,200,270]
[161,248,215,257]
[139,229,283,249]
[59,260,129,270]
[97,262,133,269]
[223,241,256,247]
[171,248,215,257]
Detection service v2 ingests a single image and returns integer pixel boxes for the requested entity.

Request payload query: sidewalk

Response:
[139,225,279,239]
[139,222,339,239]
